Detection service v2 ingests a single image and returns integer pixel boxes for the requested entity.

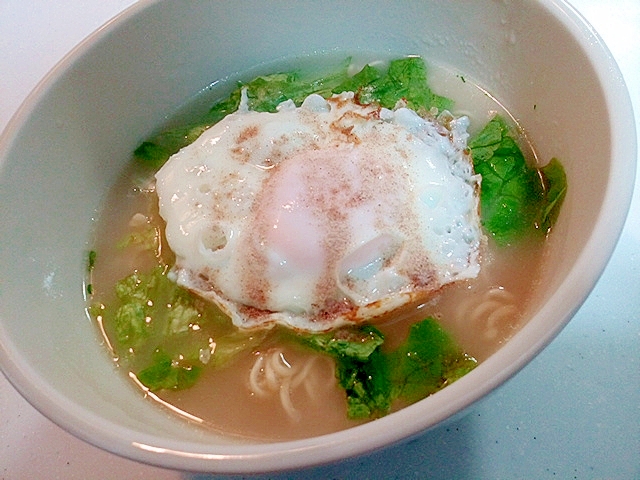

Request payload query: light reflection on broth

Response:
[88,57,548,441]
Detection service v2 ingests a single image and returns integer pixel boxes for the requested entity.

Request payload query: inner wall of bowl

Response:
[0,0,614,460]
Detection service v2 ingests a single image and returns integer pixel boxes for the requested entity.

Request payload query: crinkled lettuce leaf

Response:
[341,56,454,113]
[338,348,392,419]
[98,266,263,391]
[299,325,390,419]
[300,324,385,362]
[101,269,476,403]
[300,318,476,419]
[134,56,453,168]
[240,66,351,113]
[133,64,350,168]
[469,115,567,246]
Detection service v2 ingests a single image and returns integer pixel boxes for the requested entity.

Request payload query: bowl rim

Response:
[0,0,636,474]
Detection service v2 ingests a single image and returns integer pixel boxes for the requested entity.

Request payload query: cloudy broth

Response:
[88,55,547,441]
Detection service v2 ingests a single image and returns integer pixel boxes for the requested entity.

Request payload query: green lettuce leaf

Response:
[137,348,201,391]
[361,57,454,113]
[299,318,475,419]
[114,302,147,348]
[133,64,351,167]
[332,63,382,97]
[134,56,453,168]
[337,348,392,419]
[469,115,567,245]
[207,329,268,367]
[134,92,240,169]
[240,66,351,113]
[539,157,567,233]
[388,318,477,403]
[300,324,384,362]
[100,266,260,391]
[299,325,391,418]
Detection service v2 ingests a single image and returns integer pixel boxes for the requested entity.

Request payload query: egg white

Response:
[155,91,483,332]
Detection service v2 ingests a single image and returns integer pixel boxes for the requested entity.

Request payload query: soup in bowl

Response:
[0,0,635,473]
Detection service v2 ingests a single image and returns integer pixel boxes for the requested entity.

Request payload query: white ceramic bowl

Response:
[0,0,635,474]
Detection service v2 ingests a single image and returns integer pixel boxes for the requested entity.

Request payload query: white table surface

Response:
[1,1,638,478]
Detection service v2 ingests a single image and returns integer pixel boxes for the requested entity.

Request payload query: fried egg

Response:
[155,91,482,332]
